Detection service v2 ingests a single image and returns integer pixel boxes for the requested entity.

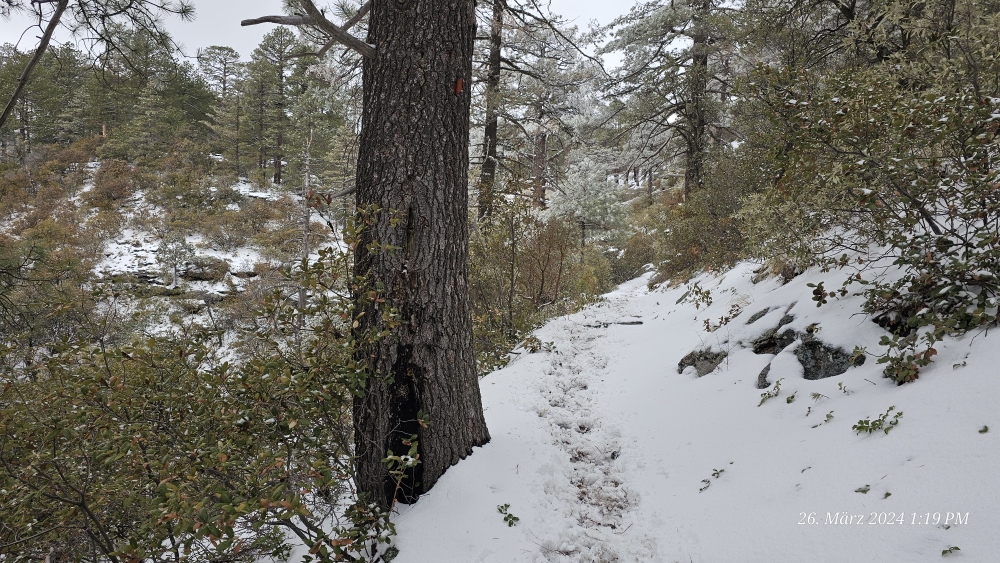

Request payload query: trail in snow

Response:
[393,265,1000,563]
[527,283,657,561]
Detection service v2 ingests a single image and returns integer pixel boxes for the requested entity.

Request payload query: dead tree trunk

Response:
[476,0,505,220]
[353,0,490,509]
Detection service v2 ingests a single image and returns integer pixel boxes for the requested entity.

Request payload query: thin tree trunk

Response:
[507,211,516,335]
[234,95,242,177]
[298,128,312,350]
[476,0,504,220]
[353,0,489,509]
[532,130,547,208]
[0,0,68,131]
[647,167,654,205]
[274,129,283,184]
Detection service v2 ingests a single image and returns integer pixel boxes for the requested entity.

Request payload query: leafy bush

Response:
[86,159,142,210]
[740,12,1000,382]
[204,199,276,251]
[647,142,766,284]
[0,246,402,562]
[470,208,611,374]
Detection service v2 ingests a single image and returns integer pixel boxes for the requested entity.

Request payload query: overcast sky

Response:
[1,0,635,62]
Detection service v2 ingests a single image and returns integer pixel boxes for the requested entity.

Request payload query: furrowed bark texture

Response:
[353,0,490,508]
[683,0,710,198]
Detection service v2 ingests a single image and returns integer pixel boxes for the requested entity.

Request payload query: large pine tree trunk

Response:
[476,0,504,220]
[683,0,710,198]
[353,0,490,509]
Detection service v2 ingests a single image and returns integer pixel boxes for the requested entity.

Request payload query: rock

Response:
[750,260,803,284]
[778,262,802,283]
[778,314,794,329]
[752,328,797,355]
[678,349,728,376]
[757,364,771,389]
[745,308,770,325]
[794,337,865,380]
[179,299,206,314]
[133,269,162,284]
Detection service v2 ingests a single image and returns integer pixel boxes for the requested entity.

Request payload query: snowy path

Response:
[393,268,1000,562]
[524,282,657,561]
[393,279,659,563]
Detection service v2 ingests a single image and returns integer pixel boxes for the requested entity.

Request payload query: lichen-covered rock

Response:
[752,328,797,355]
[678,349,728,376]
[745,308,770,325]
[794,338,865,380]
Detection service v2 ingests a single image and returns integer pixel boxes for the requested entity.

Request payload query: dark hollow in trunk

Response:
[353,0,491,509]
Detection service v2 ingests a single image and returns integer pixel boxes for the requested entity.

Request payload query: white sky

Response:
[0,0,635,62]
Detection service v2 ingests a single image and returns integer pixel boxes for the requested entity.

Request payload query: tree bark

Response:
[683,0,710,198]
[532,130,547,208]
[274,129,283,184]
[476,0,505,220]
[353,0,490,509]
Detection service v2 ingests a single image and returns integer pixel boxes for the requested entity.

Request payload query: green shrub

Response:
[86,159,140,210]
[739,14,1000,383]
[470,208,612,374]
[0,246,401,562]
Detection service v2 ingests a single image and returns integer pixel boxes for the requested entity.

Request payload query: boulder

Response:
[745,308,770,325]
[756,364,772,389]
[794,337,865,380]
[752,328,797,355]
[678,349,728,376]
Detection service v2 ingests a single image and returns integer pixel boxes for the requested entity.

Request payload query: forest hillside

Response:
[2,0,999,561]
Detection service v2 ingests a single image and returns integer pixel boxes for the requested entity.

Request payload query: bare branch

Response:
[243,1,375,58]
[314,0,371,59]
[241,14,313,26]
[329,186,357,199]
[341,0,371,32]
[297,0,375,58]
[0,0,68,131]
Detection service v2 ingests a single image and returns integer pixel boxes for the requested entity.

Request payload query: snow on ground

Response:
[392,263,1000,562]
[233,180,286,202]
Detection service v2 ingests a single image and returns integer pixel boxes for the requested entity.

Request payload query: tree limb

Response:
[312,0,372,58]
[329,186,357,198]
[297,0,375,58]
[241,15,313,26]
[0,0,68,131]
[241,3,375,59]
[341,0,371,32]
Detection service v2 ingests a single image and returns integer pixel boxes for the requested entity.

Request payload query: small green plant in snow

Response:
[758,378,784,406]
[497,504,519,527]
[853,406,903,435]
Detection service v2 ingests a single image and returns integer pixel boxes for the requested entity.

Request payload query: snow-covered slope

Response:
[392,263,1000,562]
